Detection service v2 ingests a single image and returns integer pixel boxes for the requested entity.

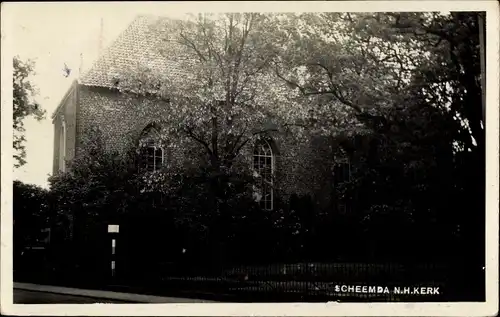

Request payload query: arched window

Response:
[139,125,164,172]
[59,118,66,172]
[253,138,275,210]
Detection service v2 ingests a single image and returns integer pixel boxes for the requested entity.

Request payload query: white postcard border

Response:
[1,1,498,316]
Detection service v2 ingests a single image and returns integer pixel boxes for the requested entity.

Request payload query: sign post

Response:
[108,224,119,278]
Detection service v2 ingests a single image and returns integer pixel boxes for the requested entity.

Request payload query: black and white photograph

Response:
[1,1,498,316]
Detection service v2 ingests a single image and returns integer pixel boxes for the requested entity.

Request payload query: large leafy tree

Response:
[388,12,485,260]
[273,12,485,262]
[274,12,483,157]
[115,14,310,172]
[112,13,325,224]
[389,12,484,153]
[13,56,46,168]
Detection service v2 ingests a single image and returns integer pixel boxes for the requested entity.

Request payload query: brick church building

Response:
[51,15,351,212]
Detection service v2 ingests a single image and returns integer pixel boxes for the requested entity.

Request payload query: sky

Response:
[9,3,190,188]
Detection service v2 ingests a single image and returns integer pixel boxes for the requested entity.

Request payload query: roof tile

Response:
[79,15,188,88]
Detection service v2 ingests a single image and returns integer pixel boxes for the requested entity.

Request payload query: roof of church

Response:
[79,15,188,88]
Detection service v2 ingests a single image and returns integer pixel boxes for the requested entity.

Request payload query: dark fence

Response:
[13,208,485,302]
[14,242,484,302]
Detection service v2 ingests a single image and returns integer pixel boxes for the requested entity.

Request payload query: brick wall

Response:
[75,84,336,204]
[77,85,163,154]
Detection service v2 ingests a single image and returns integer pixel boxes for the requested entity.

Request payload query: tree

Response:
[13,180,50,253]
[115,14,310,173]
[274,12,483,156]
[392,12,484,153]
[392,13,486,283]
[272,12,485,262]
[47,127,146,278]
[46,125,274,270]
[13,56,46,168]
[49,126,140,233]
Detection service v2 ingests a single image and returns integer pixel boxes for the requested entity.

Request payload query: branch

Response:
[230,14,253,101]
[233,56,271,99]
[233,127,279,156]
[228,124,247,157]
[283,123,309,129]
[199,20,225,74]
[183,126,213,157]
[274,59,367,116]
[345,13,355,24]
[210,105,219,159]
[311,62,363,112]
[274,67,308,95]
[179,32,207,63]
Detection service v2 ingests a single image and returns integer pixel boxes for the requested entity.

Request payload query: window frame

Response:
[253,138,275,211]
[138,124,166,173]
[141,144,165,172]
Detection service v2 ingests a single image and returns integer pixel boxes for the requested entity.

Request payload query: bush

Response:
[13,181,51,253]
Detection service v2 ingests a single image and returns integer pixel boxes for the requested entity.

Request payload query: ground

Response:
[13,289,130,304]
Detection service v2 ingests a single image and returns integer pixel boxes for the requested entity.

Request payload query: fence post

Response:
[108,224,119,281]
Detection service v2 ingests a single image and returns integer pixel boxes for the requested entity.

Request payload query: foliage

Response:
[115,13,311,173]
[13,56,46,168]
[13,180,51,253]
[273,12,483,158]
[35,12,485,270]
[48,127,140,240]
[393,12,484,153]
[45,126,325,264]
[272,12,484,261]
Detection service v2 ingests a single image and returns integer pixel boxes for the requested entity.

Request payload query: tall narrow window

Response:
[139,125,164,172]
[142,142,164,172]
[333,159,351,185]
[59,119,66,172]
[253,138,274,210]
